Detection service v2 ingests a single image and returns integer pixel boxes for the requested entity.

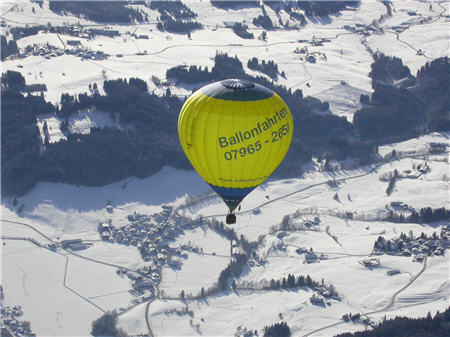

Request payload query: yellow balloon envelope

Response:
[178,79,293,212]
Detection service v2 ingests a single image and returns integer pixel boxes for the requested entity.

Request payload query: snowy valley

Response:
[1,1,449,337]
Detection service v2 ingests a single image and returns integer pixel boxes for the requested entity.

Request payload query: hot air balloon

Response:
[178,79,293,224]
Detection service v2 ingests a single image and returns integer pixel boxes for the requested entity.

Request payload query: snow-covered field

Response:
[1,1,449,336]
[2,131,448,336]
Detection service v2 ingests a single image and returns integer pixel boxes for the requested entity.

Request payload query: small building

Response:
[133,280,153,290]
[68,242,88,251]
[61,239,82,249]
[126,271,142,281]
[224,21,238,28]
[386,269,400,276]
[305,251,318,263]
[428,142,447,154]
[310,294,324,305]
[67,40,81,46]
[296,247,308,255]
[48,243,57,251]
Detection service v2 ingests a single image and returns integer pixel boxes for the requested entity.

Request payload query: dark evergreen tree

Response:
[334,307,450,337]
[1,35,19,60]
[263,321,291,337]
[49,1,145,23]
[91,310,129,337]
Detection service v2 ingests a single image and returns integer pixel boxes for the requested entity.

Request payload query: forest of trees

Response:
[1,71,188,197]
[2,53,448,197]
[368,53,414,89]
[211,0,259,10]
[1,35,19,60]
[354,54,448,142]
[151,0,201,34]
[263,321,291,337]
[294,0,359,17]
[1,71,55,196]
[262,273,323,291]
[157,17,202,34]
[413,57,450,131]
[49,0,146,23]
[384,207,450,224]
[253,14,274,29]
[232,22,254,39]
[247,57,280,79]
[149,0,197,19]
[218,253,248,290]
[334,307,450,337]
[91,311,129,337]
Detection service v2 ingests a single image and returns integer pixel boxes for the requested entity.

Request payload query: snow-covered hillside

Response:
[1,1,449,336]
[2,0,448,115]
[2,131,449,337]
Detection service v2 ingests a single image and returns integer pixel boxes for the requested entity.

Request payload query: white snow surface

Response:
[1,1,449,336]
[2,132,449,337]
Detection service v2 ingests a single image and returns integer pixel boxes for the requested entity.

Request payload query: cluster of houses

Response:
[0,303,35,337]
[98,206,204,302]
[387,201,416,212]
[343,22,383,36]
[295,247,324,264]
[10,24,118,61]
[293,42,328,63]
[67,48,108,60]
[342,312,375,327]
[373,225,449,261]
[427,142,447,154]
[18,40,108,61]
[117,264,160,298]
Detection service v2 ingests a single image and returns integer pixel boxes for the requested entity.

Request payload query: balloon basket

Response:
[226,213,236,225]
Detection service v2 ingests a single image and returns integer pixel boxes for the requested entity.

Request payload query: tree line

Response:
[2,53,448,197]
[149,0,197,19]
[354,54,449,142]
[247,57,282,79]
[263,321,291,337]
[1,72,188,197]
[232,22,254,39]
[49,0,146,23]
[334,307,450,337]
[211,0,259,10]
[91,310,128,337]
[157,18,202,34]
[1,35,19,60]
[384,207,450,224]
[152,0,202,34]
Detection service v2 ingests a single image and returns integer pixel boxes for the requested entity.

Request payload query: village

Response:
[372,224,450,261]
[1,285,35,337]
[6,23,154,68]
[97,205,214,304]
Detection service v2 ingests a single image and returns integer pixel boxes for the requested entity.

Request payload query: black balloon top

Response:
[200,79,274,101]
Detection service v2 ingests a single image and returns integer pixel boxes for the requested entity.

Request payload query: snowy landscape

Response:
[1,1,449,337]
